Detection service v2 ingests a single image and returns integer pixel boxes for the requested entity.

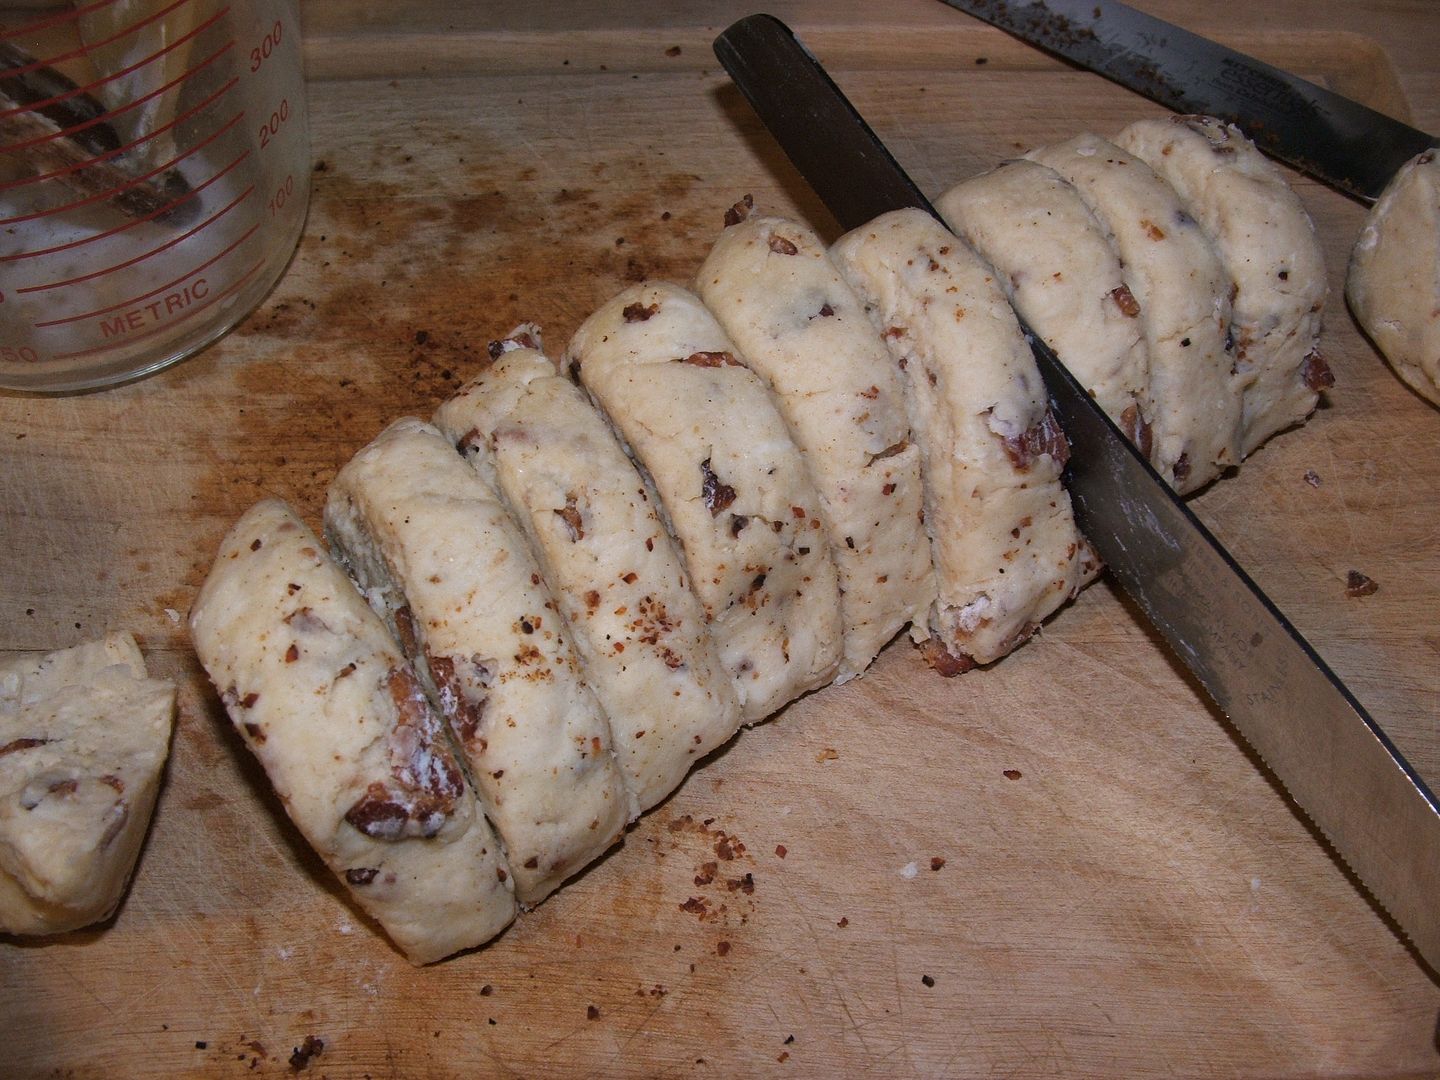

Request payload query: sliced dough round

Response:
[1028,133,1242,492]
[565,282,844,722]
[1117,115,1330,453]
[0,633,174,935]
[1346,148,1440,406]
[937,158,1152,444]
[696,212,936,680]
[433,337,742,813]
[189,498,517,964]
[324,418,634,906]
[831,208,1093,670]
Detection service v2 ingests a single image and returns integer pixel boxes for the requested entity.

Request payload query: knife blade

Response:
[714,12,1440,974]
[934,0,1438,201]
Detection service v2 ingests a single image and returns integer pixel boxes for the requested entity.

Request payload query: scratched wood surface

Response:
[2,1,1438,1076]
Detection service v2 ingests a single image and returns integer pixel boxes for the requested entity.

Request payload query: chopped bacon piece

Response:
[918,638,977,678]
[1302,350,1335,391]
[723,193,754,227]
[700,458,737,515]
[1001,408,1069,470]
[1109,283,1141,317]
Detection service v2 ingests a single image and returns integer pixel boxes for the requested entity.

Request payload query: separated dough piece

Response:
[324,419,634,905]
[831,208,1091,669]
[0,633,174,936]
[937,159,1152,446]
[566,282,843,722]
[189,499,516,964]
[1029,134,1242,492]
[1346,148,1440,406]
[433,338,742,813]
[696,212,936,680]
[1117,115,1330,453]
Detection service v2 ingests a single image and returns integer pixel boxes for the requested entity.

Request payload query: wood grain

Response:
[2,2,1438,1076]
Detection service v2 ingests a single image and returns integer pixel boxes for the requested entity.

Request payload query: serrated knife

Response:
[713,12,1440,974]
[934,0,1437,201]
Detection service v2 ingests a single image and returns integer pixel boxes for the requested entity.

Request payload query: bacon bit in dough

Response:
[816,747,838,763]
[0,737,49,756]
[622,301,659,323]
[700,458,737,515]
[555,494,585,541]
[767,233,799,255]
[1302,350,1335,390]
[1109,283,1141,317]
[918,638,977,677]
[679,350,743,368]
[1119,404,1154,460]
[1345,570,1379,597]
[1001,408,1069,470]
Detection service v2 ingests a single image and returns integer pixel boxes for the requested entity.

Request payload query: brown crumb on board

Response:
[1345,570,1379,597]
[288,1035,324,1071]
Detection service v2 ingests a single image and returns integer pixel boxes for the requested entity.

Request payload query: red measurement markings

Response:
[13,183,253,293]
[0,0,126,42]
[33,221,259,328]
[0,42,233,180]
[1,108,243,230]
[0,65,236,194]
[47,256,263,361]
[1,15,230,155]
[2,0,207,78]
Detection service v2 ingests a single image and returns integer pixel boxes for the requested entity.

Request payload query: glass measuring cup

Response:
[1,0,309,392]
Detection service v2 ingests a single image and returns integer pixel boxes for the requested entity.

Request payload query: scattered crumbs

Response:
[587,1005,601,1021]
[1302,469,1322,488]
[276,946,293,960]
[975,56,989,64]
[816,747,839,763]
[336,920,355,935]
[775,844,788,859]
[1003,768,1023,780]
[785,1035,796,1045]
[900,862,919,880]
[921,974,935,988]
[288,1035,324,1071]
[488,1018,497,1026]
[1345,570,1379,598]
[930,856,946,871]
[665,45,682,57]
[195,1041,208,1050]
[164,607,181,624]
[716,941,731,957]
[1251,877,1261,893]
[480,984,493,996]
[779,1052,790,1063]
[837,917,849,928]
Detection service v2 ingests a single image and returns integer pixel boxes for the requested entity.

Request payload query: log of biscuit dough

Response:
[324,418,635,905]
[1346,148,1440,406]
[0,633,174,935]
[433,334,742,813]
[189,498,517,964]
[696,211,936,680]
[1028,134,1242,492]
[937,159,1153,452]
[1117,115,1331,453]
[566,282,843,722]
[831,208,1093,670]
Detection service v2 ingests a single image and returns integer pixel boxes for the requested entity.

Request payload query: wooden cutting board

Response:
[3,1,1438,1075]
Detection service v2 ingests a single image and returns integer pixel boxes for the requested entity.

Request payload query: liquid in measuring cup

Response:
[0,0,309,392]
